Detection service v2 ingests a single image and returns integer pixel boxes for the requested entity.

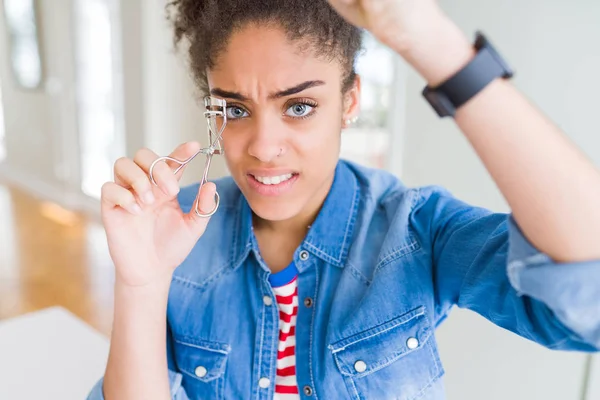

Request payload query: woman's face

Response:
[207,24,360,223]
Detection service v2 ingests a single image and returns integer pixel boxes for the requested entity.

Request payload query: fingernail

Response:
[142,191,155,205]
[128,204,143,215]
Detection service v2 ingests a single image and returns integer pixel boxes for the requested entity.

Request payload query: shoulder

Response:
[343,160,472,260]
[348,160,500,254]
[340,159,452,216]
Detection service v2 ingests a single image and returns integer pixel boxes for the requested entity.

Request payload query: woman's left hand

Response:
[327,0,474,86]
[325,0,442,53]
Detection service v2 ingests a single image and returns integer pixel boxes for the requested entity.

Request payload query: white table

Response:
[0,307,109,400]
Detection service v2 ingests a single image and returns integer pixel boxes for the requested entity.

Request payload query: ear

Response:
[342,75,361,129]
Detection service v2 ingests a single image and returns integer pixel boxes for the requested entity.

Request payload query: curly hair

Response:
[166,0,363,95]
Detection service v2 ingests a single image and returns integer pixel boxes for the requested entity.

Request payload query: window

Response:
[340,33,399,169]
[74,0,125,198]
[0,80,5,161]
[2,0,43,89]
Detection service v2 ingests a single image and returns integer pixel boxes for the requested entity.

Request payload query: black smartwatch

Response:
[422,32,514,118]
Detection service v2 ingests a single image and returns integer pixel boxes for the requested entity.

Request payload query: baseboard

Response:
[0,162,101,220]
[586,355,599,399]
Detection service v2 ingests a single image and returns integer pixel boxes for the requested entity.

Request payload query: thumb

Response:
[171,141,202,181]
[185,182,218,234]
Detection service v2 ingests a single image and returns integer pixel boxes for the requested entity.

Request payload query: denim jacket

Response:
[88,160,600,400]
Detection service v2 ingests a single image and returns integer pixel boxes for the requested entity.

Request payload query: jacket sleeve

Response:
[410,185,600,351]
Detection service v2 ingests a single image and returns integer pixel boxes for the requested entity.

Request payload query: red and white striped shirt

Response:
[269,264,300,400]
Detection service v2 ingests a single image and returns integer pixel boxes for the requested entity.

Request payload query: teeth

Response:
[254,173,293,185]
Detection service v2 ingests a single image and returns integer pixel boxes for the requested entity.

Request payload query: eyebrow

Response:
[210,80,326,102]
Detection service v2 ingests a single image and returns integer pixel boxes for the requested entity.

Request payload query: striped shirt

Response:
[269,263,300,400]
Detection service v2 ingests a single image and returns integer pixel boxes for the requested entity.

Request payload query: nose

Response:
[247,113,285,163]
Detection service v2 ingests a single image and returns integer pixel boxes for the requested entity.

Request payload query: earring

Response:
[344,116,358,127]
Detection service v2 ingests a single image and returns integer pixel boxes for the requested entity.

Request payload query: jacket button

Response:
[407,337,419,349]
[303,297,313,308]
[303,385,314,396]
[354,360,367,373]
[194,366,207,378]
[263,295,273,306]
[258,377,270,388]
[299,250,309,261]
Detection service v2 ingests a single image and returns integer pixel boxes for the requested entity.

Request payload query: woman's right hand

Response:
[100,142,216,288]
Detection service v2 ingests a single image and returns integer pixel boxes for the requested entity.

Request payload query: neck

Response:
[253,171,334,239]
[253,205,317,238]
[251,172,335,273]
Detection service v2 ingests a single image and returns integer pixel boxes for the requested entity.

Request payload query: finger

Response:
[101,182,142,215]
[325,0,366,27]
[170,141,202,180]
[113,157,156,206]
[147,158,179,197]
[134,142,201,175]
[197,182,217,215]
[185,182,217,234]
[134,143,201,197]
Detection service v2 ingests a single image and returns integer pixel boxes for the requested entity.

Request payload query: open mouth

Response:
[252,173,295,185]
[247,172,299,196]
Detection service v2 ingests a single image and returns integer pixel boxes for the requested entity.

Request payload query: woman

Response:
[89,0,600,399]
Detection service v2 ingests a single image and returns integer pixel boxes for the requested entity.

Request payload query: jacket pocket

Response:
[329,306,443,400]
[172,336,230,400]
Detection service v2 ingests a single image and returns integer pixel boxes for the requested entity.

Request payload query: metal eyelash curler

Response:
[149,96,227,218]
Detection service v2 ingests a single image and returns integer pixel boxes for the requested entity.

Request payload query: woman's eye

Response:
[285,103,314,118]
[226,106,249,119]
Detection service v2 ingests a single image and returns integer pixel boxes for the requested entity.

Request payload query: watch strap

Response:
[422,33,513,117]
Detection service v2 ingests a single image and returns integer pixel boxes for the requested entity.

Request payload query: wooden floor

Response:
[0,181,114,336]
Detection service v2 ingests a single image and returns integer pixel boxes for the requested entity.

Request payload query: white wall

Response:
[0,0,228,210]
[0,0,81,206]
[400,1,600,399]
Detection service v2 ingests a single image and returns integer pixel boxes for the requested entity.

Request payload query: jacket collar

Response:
[230,160,360,270]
